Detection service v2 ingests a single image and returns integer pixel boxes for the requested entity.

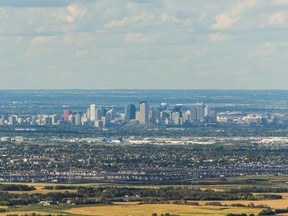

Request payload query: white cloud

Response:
[254,43,275,57]
[211,14,238,29]
[209,33,229,42]
[31,36,52,46]
[105,12,192,29]
[272,0,288,5]
[231,0,257,16]
[211,0,257,29]
[1,0,288,89]
[124,33,159,43]
[66,3,86,23]
[268,11,286,26]
[106,13,155,28]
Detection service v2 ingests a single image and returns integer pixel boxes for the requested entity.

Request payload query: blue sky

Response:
[1,0,288,89]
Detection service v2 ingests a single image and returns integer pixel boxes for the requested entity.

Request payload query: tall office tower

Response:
[86,108,90,120]
[51,115,58,125]
[17,117,23,124]
[43,116,52,125]
[75,112,81,126]
[104,109,114,128]
[190,107,197,122]
[125,104,136,121]
[31,116,37,125]
[90,104,96,122]
[68,114,73,123]
[195,102,205,122]
[101,116,107,128]
[63,110,72,121]
[175,117,183,125]
[0,115,5,125]
[182,112,191,124]
[171,112,180,124]
[204,105,210,117]
[173,105,183,117]
[9,116,17,125]
[95,120,103,128]
[37,115,43,125]
[136,111,140,121]
[139,101,149,125]
[95,109,102,121]
[151,107,160,124]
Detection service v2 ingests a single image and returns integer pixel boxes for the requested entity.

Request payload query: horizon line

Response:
[0,88,287,91]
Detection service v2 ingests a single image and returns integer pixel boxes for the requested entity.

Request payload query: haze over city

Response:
[1,0,288,89]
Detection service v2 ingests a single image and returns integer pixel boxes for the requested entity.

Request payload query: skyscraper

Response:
[63,110,72,121]
[195,102,205,122]
[125,104,136,121]
[75,112,81,126]
[139,101,149,125]
[89,104,96,122]
[151,107,160,124]
[190,107,197,122]
[204,105,210,117]
[95,109,102,121]
[173,105,183,117]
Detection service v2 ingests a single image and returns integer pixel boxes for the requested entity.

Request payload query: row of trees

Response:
[0,186,283,206]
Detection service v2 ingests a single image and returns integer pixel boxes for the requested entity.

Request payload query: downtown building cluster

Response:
[2,101,288,127]
[0,102,216,128]
[73,102,217,128]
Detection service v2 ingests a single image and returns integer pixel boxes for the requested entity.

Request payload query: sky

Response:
[0,0,288,89]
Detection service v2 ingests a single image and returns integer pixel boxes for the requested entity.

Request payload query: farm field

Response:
[64,203,262,216]
[1,175,288,216]
[205,193,288,209]
[0,212,52,216]
[0,182,102,194]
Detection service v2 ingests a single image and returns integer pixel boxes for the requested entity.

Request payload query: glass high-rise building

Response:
[125,104,136,121]
[139,101,149,125]
[89,104,96,122]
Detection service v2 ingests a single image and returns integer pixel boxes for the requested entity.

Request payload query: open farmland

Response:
[64,204,262,216]
[1,175,288,216]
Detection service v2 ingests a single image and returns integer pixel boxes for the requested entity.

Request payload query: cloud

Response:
[272,0,288,5]
[209,33,229,42]
[268,11,287,26]
[253,43,275,58]
[231,0,257,15]
[105,12,192,29]
[211,0,257,29]
[66,3,87,23]
[1,0,288,89]
[106,13,155,28]
[0,0,95,8]
[211,14,238,29]
[124,33,159,43]
[31,36,51,46]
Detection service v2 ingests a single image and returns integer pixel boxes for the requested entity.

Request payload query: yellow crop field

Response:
[64,204,261,216]
[0,212,51,216]
[196,193,288,209]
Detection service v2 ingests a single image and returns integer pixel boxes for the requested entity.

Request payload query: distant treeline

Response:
[0,184,35,191]
[43,185,78,190]
[0,186,283,206]
[229,187,288,193]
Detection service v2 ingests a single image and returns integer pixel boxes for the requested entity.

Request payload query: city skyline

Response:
[1,0,288,89]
